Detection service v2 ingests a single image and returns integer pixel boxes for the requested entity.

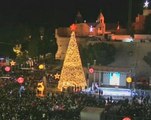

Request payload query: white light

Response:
[122,37,133,42]
[83,87,132,97]
[89,26,93,32]
[144,0,149,8]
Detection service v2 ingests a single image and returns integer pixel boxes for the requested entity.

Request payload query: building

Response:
[133,9,151,33]
[55,10,151,87]
[87,66,133,88]
[55,11,112,60]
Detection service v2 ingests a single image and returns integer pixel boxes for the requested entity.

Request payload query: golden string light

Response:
[58,24,87,91]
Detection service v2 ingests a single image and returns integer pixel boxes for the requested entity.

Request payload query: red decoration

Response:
[4,66,11,72]
[70,24,77,31]
[89,68,94,73]
[122,117,131,120]
[17,77,24,84]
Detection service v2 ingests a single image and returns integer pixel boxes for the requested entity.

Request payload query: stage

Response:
[83,87,134,100]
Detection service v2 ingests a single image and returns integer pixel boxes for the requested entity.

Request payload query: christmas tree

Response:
[58,24,87,91]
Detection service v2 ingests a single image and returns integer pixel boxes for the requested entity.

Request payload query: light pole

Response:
[87,63,90,87]
[93,60,96,84]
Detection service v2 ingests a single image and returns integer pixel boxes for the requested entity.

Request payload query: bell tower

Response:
[97,12,106,35]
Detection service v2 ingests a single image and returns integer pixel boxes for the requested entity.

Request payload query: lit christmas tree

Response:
[58,24,87,91]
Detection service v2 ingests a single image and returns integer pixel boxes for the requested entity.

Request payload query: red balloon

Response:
[17,77,24,84]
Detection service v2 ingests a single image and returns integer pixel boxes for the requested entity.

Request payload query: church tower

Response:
[96,12,106,35]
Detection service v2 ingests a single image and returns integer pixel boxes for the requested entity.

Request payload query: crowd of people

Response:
[0,71,151,120]
[0,78,104,120]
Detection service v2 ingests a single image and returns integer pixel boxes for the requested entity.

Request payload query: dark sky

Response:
[0,0,147,57]
[0,0,145,27]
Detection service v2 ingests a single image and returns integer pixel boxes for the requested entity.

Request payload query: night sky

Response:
[0,0,148,57]
[0,0,146,27]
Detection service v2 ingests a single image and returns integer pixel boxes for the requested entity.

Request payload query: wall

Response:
[55,31,151,77]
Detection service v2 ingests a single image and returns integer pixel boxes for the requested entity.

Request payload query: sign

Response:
[4,66,11,72]
[17,77,24,84]
[110,72,120,86]
[89,68,94,73]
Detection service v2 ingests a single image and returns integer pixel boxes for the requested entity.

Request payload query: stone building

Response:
[55,10,151,87]
[55,11,110,60]
[133,9,151,33]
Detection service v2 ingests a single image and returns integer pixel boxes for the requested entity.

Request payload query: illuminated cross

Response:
[70,24,77,31]
[144,0,149,8]
[89,25,93,32]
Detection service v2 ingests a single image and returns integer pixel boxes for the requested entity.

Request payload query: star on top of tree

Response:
[70,24,77,31]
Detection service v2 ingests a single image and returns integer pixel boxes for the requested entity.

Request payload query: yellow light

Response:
[10,60,16,66]
[39,64,45,70]
[126,77,132,83]
[54,73,60,79]
[36,82,45,97]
